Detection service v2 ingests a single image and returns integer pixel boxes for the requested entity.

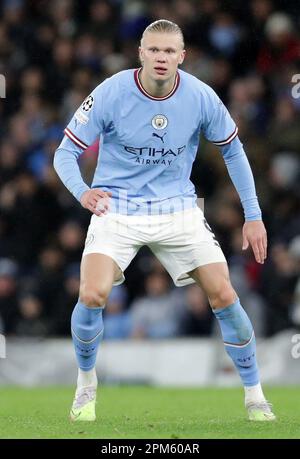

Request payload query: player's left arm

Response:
[220,137,267,265]
[202,87,267,264]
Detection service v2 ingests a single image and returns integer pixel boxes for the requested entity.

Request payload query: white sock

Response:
[244,383,265,404]
[77,367,98,390]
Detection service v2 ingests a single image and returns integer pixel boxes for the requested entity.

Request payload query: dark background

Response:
[0,0,300,339]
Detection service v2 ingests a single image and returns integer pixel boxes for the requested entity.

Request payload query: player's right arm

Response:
[53,84,111,216]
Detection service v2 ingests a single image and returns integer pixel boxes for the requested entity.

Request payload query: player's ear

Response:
[178,49,186,65]
[139,46,144,65]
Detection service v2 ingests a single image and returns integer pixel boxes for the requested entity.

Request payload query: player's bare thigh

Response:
[79,253,121,308]
[188,262,237,309]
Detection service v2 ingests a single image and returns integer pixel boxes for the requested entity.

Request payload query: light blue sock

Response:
[71,301,104,371]
[213,298,259,386]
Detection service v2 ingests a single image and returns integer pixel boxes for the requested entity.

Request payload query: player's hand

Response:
[80,189,112,216]
[242,220,267,264]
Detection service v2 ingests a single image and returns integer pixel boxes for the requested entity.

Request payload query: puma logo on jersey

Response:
[152,132,166,143]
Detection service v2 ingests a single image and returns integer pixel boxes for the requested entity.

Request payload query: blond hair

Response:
[141,19,184,48]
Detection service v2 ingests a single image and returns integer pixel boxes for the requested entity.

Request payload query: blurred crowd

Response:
[0,0,300,339]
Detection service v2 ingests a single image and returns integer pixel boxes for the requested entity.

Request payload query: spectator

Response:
[260,243,298,335]
[130,271,185,339]
[51,262,80,335]
[257,12,300,75]
[103,285,132,340]
[180,284,213,336]
[33,245,66,319]
[0,258,19,334]
[57,220,85,264]
[14,292,49,337]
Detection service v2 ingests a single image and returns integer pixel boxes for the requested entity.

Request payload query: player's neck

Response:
[139,69,176,98]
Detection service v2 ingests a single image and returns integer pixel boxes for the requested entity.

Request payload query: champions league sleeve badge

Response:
[82,95,94,112]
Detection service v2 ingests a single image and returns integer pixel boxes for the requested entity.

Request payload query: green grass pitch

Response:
[0,386,299,439]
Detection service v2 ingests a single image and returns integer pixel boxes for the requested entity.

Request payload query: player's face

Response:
[139,32,185,82]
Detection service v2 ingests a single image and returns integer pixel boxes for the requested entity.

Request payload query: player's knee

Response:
[209,282,236,309]
[79,287,108,308]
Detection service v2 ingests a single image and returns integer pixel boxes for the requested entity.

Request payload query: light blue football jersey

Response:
[63,68,238,215]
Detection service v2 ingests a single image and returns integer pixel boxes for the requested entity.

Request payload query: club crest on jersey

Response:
[82,95,94,112]
[151,114,168,130]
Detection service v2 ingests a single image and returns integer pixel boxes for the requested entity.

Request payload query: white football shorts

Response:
[82,207,226,287]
